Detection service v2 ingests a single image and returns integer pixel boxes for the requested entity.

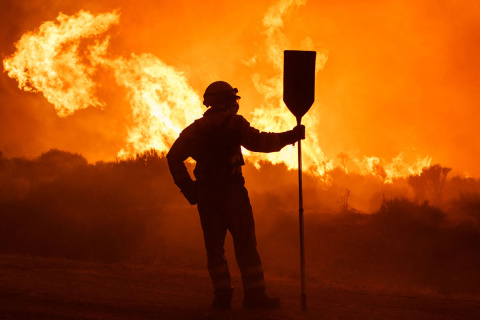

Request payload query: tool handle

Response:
[297,117,306,311]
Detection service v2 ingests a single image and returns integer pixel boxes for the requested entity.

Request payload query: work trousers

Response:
[197,180,265,293]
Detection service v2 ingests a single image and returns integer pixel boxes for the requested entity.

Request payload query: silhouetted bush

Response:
[0,149,479,296]
[408,164,451,205]
[0,148,182,262]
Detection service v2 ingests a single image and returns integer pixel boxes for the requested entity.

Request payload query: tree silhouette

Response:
[408,164,451,205]
[340,188,350,212]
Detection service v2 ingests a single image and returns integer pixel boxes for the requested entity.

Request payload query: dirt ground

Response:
[0,255,479,320]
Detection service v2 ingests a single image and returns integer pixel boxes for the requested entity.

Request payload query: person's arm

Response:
[234,116,305,153]
[166,128,198,205]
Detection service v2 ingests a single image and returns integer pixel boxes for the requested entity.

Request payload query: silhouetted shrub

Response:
[408,164,451,205]
[0,149,480,296]
[378,197,445,227]
[0,148,180,262]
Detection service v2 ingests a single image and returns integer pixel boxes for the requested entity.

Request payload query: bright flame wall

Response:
[1,0,480,177]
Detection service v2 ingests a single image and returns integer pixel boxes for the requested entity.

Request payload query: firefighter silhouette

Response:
[167,81,305,309]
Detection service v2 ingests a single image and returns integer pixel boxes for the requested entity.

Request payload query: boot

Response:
[243,288,280,309]
[212,287,233,309]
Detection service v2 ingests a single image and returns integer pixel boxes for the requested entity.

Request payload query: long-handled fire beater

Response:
[283,50,316,311]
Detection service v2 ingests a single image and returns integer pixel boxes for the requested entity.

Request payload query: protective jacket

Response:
[167,105,298,194]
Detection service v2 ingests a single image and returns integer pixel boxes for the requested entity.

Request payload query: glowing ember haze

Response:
[2,0,479,179]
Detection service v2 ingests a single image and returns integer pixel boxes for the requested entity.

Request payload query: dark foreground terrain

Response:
[0,255,479,320]
[1,151,480,318]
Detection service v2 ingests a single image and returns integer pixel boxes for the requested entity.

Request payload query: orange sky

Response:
[1,0,480,176]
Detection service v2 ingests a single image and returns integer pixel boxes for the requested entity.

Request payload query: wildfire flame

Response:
[3,10,118,117]
[104,54,203,157]
[245,0,331,176]
[355,154,432,183]
[2,1,432,183]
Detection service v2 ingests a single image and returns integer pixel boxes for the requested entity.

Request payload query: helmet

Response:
[203,81,240,107]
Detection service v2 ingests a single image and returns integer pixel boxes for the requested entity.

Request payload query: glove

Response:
[180,180,199,205]
[292,125,305,140]
[280,125,306,145]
